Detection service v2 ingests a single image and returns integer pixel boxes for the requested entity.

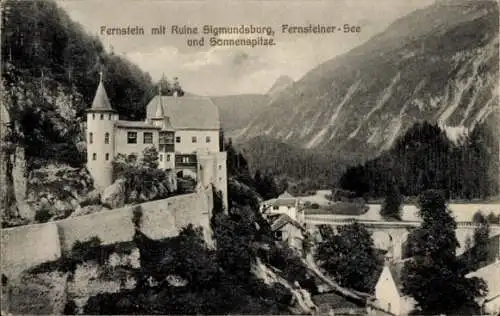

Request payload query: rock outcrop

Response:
[22,164,95,223]
[1,271,69,315]
[100,179,127,209]
[252,257,318,314]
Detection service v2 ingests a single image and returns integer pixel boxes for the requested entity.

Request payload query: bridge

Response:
[305,215,500,260]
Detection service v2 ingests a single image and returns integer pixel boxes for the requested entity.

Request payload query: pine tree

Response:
[401,190,487,314]
[315,223,383,293]
[380,181,402,220]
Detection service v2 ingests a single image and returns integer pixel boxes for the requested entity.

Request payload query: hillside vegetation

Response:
[339,120,499,200]
[1,0,156,168]
[235,0,498,190]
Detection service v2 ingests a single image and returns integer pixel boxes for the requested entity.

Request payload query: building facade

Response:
[86,75,228,208]
[260,191,306,224]
[374,260,416,316]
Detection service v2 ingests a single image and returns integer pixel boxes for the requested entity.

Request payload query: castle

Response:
[86,73,228,208]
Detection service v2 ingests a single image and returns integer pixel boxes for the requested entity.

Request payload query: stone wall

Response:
[1,222,61,279]
[1,186,214,278]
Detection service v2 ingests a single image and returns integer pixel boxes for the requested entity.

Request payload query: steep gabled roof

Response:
[146,96,219,130]
[378,258,414,297]
[90,75,116,112]
[271,214,305,231]
[278,191,294,198]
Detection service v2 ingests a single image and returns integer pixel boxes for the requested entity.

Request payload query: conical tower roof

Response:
[90,72,115,112]
[154,90,164,119]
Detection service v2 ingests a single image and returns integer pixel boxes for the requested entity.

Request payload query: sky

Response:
[57,0,434,96]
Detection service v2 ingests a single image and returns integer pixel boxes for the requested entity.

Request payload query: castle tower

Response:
[152,83,176,170]
[197,149,228,210]
[86,72,118,189]
[151,85,164,128]
[158,116,176,171]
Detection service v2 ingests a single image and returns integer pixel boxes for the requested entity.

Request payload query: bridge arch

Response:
[371,231,393,253]
[371,229,410,260]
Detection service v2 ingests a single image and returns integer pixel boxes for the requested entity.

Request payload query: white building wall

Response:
[86,112,118,188]
[158,152,175,170]
[214,151,228,210]
[196,150,228,211]
[375,266,402,315]
[175,130,219,154]
[114,128,159,157]
[485,296,500,315]
[268,206,298,221]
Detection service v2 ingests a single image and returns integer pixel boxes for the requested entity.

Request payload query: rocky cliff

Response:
[1,0,157,225]
[238,0,499,161]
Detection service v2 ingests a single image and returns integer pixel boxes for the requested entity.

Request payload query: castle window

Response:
[143,132,153,144]
[159,154,163,161]
[167,154,170,161]
[206,136,211,143]
[89,132,93,144]
[108,114,112,120]
[176,136,181,143]
[100,114,104,120]
[127,132,137,144]
[104,132,109,144]
[92,113,95,120]
[105,153,109,160]
[191,136,197,143]
[92,153,97,160]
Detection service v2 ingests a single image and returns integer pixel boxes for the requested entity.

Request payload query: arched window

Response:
[100,114,104,120]
[108,114,112,120]
[166,154,170,161]
[89,132,93,144]
[105,153,109,161]
[92,113,95,120]
[159,154,163,162]
[104,132,109,144]
[92,153,97,160]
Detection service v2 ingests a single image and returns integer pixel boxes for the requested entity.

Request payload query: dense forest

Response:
[1,0,162,167]
[339,121,499,200]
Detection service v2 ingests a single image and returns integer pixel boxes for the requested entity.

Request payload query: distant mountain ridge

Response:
[211,75,294,136]
[237,0,499,161]
[267,75,295,101]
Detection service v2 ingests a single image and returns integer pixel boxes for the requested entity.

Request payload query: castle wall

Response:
[114,127,159,157]
[214,152,228,210]
[175,130,219,154]
[1,187,214,279]
[1,222,61,279]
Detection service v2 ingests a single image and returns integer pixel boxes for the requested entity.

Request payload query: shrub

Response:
[35,207,52,223]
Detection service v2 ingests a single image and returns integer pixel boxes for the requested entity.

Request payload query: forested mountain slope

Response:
[238,0,498,161]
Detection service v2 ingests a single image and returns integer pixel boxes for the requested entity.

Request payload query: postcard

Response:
[1,0,499,315]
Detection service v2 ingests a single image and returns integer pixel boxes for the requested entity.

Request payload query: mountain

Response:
[238,0,499,161]
[267,75,295,101]
[211,94,270,135]
[212,75,295,136]
[236,136,361,190]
